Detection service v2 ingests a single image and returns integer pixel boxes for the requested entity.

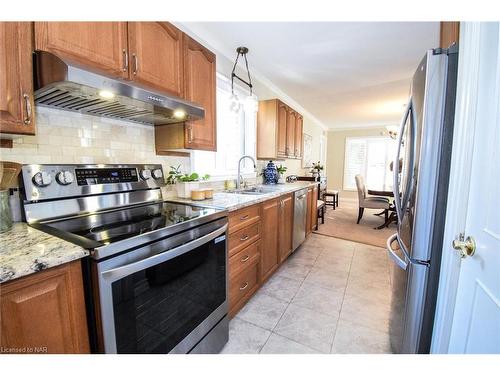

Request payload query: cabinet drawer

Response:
[229,261,259,311]
[228,204,261,234]
[228,222,260,257]
[229,240,261,278]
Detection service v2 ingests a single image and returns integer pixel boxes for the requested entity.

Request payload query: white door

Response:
[447,22,500,354]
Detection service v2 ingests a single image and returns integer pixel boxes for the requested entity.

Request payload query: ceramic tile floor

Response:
[221,233,393,354]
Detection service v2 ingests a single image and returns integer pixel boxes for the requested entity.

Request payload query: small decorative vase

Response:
[277,175,286,184]
[263,161,278,184]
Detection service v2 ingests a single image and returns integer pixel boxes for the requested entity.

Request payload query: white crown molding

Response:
[327,122,399,132]
[174,22,329,132]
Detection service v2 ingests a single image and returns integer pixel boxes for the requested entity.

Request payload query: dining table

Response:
[367,189,397,230]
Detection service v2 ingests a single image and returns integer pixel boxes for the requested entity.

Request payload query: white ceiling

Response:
[181,22,440,129]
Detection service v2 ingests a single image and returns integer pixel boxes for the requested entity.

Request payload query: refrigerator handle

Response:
[393,98,412,221]
[386,233,408,270]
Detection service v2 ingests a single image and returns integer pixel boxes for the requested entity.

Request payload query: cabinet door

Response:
[306,187,313,236]
[35,22,128,78]
[286,109,296,158]
[128,22,183,97]
[311,185,318,231]
[0,22,36,136]
[279,194,294,263]
[0,261,89,354]
[295,114,303,158]
[261,198,280,281]
[277,102,288,158]
[183,34,216,151]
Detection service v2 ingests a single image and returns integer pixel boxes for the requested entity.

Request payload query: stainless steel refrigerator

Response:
[386,44,459,354]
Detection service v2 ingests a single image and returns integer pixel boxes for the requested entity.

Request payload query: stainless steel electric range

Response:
[19,164,229,354]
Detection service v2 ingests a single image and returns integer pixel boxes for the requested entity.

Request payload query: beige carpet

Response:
[314,199,396,248]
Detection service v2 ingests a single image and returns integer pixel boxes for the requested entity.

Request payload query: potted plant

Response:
[166,165,210,198]
[276,164,287,184]
[310,161,324,179]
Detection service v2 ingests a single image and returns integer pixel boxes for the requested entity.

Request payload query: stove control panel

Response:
[21,164,164,203]
[75,167,138,186]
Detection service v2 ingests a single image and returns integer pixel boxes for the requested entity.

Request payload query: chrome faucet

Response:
[236,155,257,190]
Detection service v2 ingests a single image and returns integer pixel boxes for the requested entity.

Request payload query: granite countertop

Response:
[167,181,318,211]
[0,223,89,284]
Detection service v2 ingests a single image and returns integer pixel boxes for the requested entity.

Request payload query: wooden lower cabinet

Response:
[306,187,313,236]
[228,242,261,318]
[279,194,294,262]
[227,191,303,316]
[260,198,280,282]
[311,185,318,231]
[0,261,90,354]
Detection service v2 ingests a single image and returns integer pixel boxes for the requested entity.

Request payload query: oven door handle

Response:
[101,223,228,282]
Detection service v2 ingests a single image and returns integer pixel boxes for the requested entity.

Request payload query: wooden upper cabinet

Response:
[279,193,294,263]
[0,261,90,354]
[295,114,303,158]
[286,109,296,158]
[261,198,280,281]
[128,22,183,97]
[183,34,216,151]
[277,102,288,158]
[257,99,303,160]
[0,22,36,137]
[34,22,128,78]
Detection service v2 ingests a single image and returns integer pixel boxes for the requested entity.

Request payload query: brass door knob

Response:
[452,235,476,258]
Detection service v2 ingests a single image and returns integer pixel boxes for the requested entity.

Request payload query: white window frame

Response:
[343,135,396,191]
[191,73,257,181]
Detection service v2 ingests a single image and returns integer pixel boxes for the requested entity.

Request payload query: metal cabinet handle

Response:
[22,93,32,125]
[240,255,250,263]
[239,282,249,291]
[132,53,138,75]
[187,126,193,143]
[240,235,249,241]
[240,214,249,221]
[122,49,129,72]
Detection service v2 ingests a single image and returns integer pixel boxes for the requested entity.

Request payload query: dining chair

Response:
[354,174,391,224]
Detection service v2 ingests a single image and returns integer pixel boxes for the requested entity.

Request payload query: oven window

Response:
[111,238,226,353]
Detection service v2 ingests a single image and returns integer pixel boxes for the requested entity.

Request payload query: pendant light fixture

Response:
[230,46,253,113]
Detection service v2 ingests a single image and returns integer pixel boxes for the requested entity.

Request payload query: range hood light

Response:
[33,51,205,126]
[173,109,186,119]
[99,90,115,99]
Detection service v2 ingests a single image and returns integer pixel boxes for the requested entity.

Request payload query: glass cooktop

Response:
[43,202,220,247]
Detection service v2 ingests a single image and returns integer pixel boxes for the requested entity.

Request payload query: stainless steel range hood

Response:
[33,51,204,125]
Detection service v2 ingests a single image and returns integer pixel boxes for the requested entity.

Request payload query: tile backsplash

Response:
[0,107,191,173]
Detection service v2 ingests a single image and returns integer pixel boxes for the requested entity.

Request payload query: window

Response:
[191,73,257,179]
[343,136,397,191]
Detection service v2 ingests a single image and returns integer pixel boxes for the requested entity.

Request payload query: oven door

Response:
[95,218,228,354]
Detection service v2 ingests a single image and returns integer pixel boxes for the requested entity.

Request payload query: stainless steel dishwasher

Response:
[292,188,308,250]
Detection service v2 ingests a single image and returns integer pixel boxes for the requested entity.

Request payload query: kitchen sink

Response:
[225,186,274,195]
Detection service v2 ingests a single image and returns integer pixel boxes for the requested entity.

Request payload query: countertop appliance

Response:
[292,188,308,251]
[19,164,229,354]
[33,51,204,125]
[386,44,458,353]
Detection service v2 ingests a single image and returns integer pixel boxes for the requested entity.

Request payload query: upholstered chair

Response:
[354,174,390,224]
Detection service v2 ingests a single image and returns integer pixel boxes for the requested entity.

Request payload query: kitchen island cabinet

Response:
[0,261,90,354]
